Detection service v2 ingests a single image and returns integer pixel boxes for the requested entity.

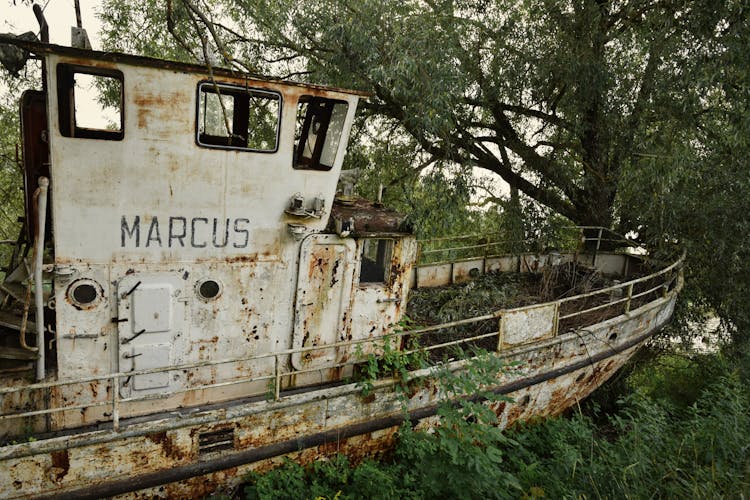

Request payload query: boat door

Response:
[291,234,356,378]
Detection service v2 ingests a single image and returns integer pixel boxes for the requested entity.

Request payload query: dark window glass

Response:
[360,239,394,284]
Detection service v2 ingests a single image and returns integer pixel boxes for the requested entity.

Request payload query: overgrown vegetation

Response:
[234,343,750,500]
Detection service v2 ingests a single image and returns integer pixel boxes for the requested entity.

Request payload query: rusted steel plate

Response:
[499,303,558,348]
[327,197,411,235]
[415,263,452,288]
[486,256,518,273]
[452,259,485,283]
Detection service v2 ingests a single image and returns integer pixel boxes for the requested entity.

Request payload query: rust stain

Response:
[50,450,70,481]
[147,431,184,461]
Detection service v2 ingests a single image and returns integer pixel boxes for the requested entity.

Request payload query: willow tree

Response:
[96,0,735,229]
[97,0,750,334]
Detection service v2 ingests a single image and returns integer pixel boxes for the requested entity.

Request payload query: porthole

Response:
[196,279,222,301]
[67,279,102,309]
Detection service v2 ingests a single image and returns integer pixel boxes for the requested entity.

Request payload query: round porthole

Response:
[67,279,102,309]
[196,279,222,301]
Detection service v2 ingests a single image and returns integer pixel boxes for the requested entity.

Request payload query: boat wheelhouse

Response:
[0,29,682,499]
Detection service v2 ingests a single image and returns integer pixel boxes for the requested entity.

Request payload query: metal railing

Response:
[0,247,683,435]
[416,226,637,266]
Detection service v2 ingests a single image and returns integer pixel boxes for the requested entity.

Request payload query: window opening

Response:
[294,96,349,171]
[57,64,124,140]
[360,239,394,284]
[196,82,280,152]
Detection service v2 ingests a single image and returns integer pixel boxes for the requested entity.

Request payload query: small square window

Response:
[196,82,280,152]
[57,64,124,140]
[360,239,394,284]
[294,96,349,170]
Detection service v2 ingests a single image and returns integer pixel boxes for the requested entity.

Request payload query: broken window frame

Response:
[56,63,125,141]
[195,81,282,153]
[293,96,349,171]
[358,238,395,285]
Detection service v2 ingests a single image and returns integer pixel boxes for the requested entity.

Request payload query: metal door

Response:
[291,234,355,371]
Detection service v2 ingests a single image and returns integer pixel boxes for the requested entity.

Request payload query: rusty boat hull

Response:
[0,251,681,499]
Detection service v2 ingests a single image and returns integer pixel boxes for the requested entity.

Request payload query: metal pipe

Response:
[35,177,49,381]
[74,0,83,29]
[32,4,49,43]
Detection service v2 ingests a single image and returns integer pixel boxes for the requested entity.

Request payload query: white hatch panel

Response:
[131,344,171,390]
[133,285,173,333]
[117,274,186,398]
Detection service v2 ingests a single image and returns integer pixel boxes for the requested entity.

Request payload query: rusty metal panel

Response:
[499,303,558,348]
[415,263,452,288]
[452,259,485,283]
[291,235,356,372]
[486,256,518,273]
[591,253,628,276]
[117,273,187,399]
[518,254,549,273]
[348,237,417,356]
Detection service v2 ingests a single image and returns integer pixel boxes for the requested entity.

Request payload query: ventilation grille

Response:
[198,427,235,455]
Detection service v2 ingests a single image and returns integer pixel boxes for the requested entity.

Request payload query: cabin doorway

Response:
[291,234,355,383]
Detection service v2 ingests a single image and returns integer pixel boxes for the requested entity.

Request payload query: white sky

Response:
[3,2,116,128]
[3,0,102,47]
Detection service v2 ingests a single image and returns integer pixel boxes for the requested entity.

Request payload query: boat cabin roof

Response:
[0,35,371,98]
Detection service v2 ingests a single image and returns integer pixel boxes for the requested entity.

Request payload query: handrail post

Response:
[274,355,281,401]
[112,374,120,432]
[552,302,560,337]
[625,283,633,313]
[592,227,603,267]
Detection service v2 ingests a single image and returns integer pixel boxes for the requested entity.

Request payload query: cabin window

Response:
[57,64,124,140]
[196,82,281,152]
[360,239,394,284]
[294,96,349,171]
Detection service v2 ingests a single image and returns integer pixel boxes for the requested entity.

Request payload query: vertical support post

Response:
[112,374,120,432]
[625,283,633,313]
[552,302,560,337]
[274,355,281,401]
[592,227,603,267]
[482,238,488,275]
[35,177,49,382]
[496,314,504,352]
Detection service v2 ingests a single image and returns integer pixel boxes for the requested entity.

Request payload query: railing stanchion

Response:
[625,283,633,313]
[112,374,120,432]
[274,355,281,401]
[593,227,603,267]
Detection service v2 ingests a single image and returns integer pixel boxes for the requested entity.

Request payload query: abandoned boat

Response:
[0,28,682,499]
